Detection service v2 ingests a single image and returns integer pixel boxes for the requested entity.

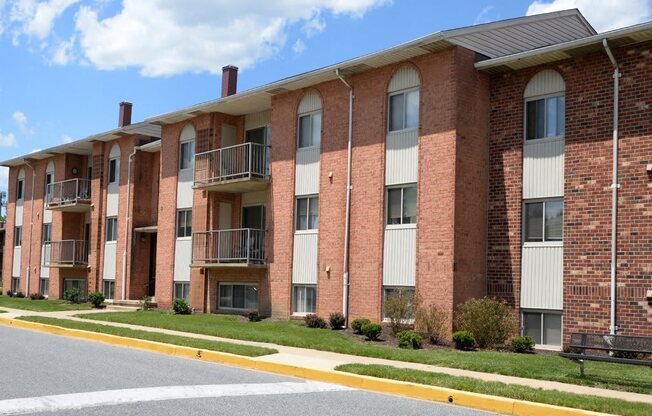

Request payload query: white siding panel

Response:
[523,138,564,199]
[292,232,318,284]
[521,245,563,310]
[388,66,420,92]
[15,203,23,227]
[298,91,322,114]
[524,69,565,98]
[383,227,416,286]
[12,247,21,277]
[245,111,271,130]
[295,147,320,195]
[40,244,50,278]
[43,207,52,224]
[242,191,267,206]
[176,169,193,208]
[174,239,192,282]
[385,130,419,185]
[221,124,237,148]
[107,156,120,216]
[102,243,117,281]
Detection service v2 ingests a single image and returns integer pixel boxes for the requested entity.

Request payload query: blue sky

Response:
[0,0,651,198]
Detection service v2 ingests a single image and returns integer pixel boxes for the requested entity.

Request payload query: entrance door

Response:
[148,233,157,297]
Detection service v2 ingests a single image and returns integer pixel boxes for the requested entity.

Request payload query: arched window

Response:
[387,66,420,132]
[297,91,322,149]
[524,70,565,141]
[179,125,195,171]
[108,144,121,184]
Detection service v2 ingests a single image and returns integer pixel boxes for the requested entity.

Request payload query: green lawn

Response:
[78,311,652,394]
[18,316,277,357]
[0,296,92,312]
[337,364,652,416]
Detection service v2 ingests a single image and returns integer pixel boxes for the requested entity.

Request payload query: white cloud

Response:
[0,131,17,147]
[474,6,495,25]
[292,39,306,54]
[527,0,651,32]
[12,110,26,125]
[10,0,79,40]
[51,34,74,64]
[62,134,73,143]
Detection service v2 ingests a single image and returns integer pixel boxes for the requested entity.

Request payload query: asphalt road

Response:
[0,325,496,416]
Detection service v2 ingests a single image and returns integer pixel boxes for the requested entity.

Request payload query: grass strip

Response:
[337,364,652,416]
[0,296,92,312]
[17,316,277,357]
[78,311,652,395]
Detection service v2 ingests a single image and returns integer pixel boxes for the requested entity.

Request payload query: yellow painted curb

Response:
[0,317,613,416]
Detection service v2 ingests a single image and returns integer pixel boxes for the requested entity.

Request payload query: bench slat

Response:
[559,352,652,367]
[568,333,652,355]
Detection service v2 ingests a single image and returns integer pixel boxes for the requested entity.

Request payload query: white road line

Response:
[0,381,352,415]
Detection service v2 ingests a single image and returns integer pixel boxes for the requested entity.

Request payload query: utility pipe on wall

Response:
[336,68,353,326]
[122,146,139,300]
[24,160,36,297]
[603,38,621,335]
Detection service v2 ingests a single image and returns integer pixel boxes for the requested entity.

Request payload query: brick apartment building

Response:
[2,9,652,348]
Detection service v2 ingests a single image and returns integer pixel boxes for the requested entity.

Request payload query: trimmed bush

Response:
[351,318,371,334]
[414,296,448,344]
[140,296,153,311]
[613,350,647,360]
[329,312,345,330]
[6,290,13,297]
[88,292,105,308]
[511,336,535,353]
[29,293,45,300]
[452,331,476,350]
[63,288,82,304]
[304,314,327,329]
[454,297,518,349]
[172,298,191,315]
[15,292,25,298]
[396,330,423,349]
[383,288,414,335]
[361,322,382,341]
[247,311,261,322]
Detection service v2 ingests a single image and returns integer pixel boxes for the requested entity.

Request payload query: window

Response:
[45,172,53,197]
[389,89,419,132]
[63,279,87,300]
[106,217,118,242]
[524,199,563,242]
[382,287,415,321]
[523,311,562,347]
[17,179,24,200]
[297,112,321,149]
[292,285,316,315]
[11,277,20,293]
[42,223,52,244]
[176,209,192,238]
[386,185,417,225]
[39,278,49,297]
[526,96,565,140]
[179,140,195,170]
[14,226,22,247]
[174,282,190,302]
[295,196,318,231]
[108,158,118,184]
[218,283,258,311]
[102,280,115,300]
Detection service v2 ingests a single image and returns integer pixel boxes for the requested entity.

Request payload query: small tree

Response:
[413,293,448,344]
[383,288,414,335]
[63,288,83,304]
[88,292,105,308]
[454,297,518,349]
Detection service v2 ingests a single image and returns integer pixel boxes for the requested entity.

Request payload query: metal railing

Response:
[44,240,88,267]
[192,228,265,265]
[194,142,269,187]
[46,179,91,207]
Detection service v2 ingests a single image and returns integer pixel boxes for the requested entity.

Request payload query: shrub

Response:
[139,296,153,311]
[15,292,25,298]
[361,322,383,341]
[452,331,476,350]
[247,311,261,322]
[414,295,448,344]
[396,330,423,349]
[383,288,414,335]
[29,293,45,300]
[329,312,345,330]
[304,314,327,329]
[63,288,82,304]
[351,318,371,334]
[511,336,535,353]
[88,292,105,308]
[6,290,13,297]
[454,297,518,349]
[613,350,647,360]
[172,298,191,315]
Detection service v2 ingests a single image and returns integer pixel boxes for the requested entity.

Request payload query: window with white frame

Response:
[382,287,415,320]
[174,282,190,301]
[179,140,195,170]
[524,199,563,243]
[388,89,419,132]
[14,226,22,247]
[108,158,118,184]
[39,278,49,297]
[297,112,321,149]
[63,279,87,299]
[295,196,318,231]
[218,283,258,311]
[106,217,118,242]
[11,277,20,293]
[45,172,53,197]
[522,310,562,347]
[386,185,417,226]
[526,96,565,140]
[176,209,192,238]
[292,285,316,315]
[16,178,24,200]
[102,280,115,300]
[42,223,51,244]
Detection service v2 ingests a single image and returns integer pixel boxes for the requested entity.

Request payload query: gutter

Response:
[23,161,36,296]
[122,146,139,300]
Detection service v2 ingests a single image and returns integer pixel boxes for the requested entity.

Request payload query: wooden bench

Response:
[559,333,652,376]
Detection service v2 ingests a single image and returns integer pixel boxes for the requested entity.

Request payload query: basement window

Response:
[218,283,258,311]
[292,285,316,315]
[174,282,190,302]
[103,280,115,300]
[522,310,562,347]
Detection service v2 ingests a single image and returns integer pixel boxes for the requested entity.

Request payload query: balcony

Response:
[191,228,265,268]
[194,142,269,193]
[46,179,91,212]
[43,240,88,268]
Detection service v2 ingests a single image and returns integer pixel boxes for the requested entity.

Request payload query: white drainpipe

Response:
[336,68,353,326]
[122,146,139,300]
[603,38,620,335]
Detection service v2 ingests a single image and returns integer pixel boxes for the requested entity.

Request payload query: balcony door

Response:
[242,205,265,263]
[245,127,270,175]
[218,202,232,261]
[242,205,265,229]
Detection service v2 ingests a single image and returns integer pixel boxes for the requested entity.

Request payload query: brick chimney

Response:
[119,101,132,127]
[221,65,238,97]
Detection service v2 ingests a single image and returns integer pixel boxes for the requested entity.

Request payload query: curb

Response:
[0,317,612,416]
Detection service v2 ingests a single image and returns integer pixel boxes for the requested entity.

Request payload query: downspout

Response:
[122,146,139,300]
[336,68,353,326]
[24,161,36,296]
[603,39,620,335]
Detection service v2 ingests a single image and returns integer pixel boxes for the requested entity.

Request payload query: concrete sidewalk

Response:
[4,306,651,405]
